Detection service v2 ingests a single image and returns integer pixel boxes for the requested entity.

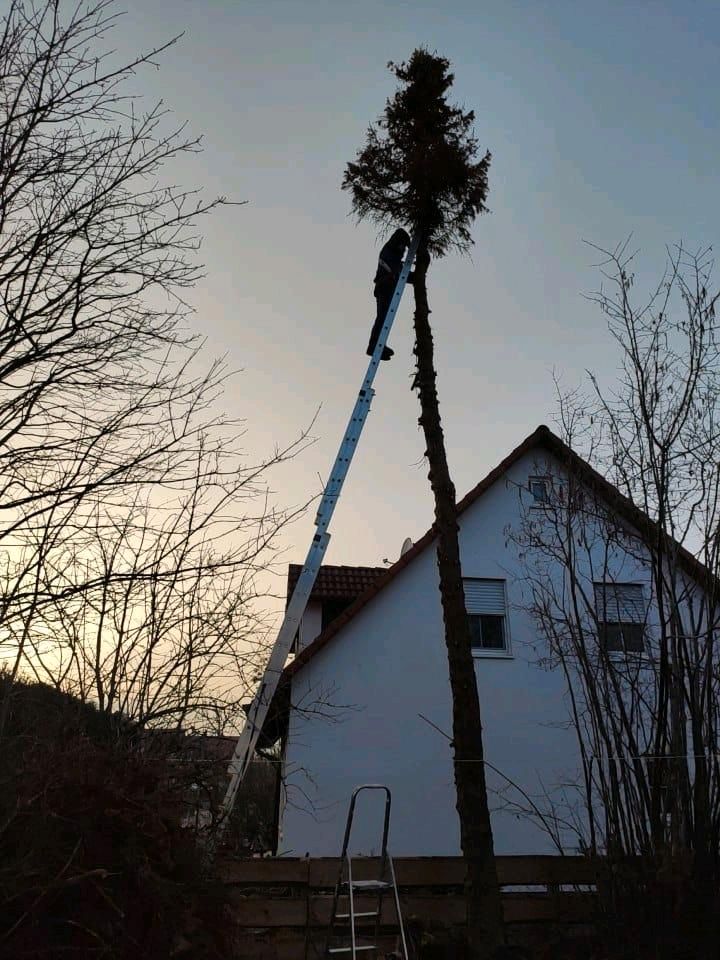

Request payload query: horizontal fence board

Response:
[219,855,598,889]
[226,892,307,926]
[231,926,596,960]
[394,857,464,886]
[219,858,309,884]
[497,856,597,886]
[228,894,460,928]
[307,857,345,887]
[232,932,402,960]
[231,930,309,960]
[503,893,596,924]
[234,931,397,960]
[310,895,465,927]
[226,892,595,929]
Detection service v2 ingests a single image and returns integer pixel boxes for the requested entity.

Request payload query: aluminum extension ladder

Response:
[216,235,419,839]
[326,785,408,959]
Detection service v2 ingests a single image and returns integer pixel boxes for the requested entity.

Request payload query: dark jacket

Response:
[374,231,413,288]
[374,236,406,286]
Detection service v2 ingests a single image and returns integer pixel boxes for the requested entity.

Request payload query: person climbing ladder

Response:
[367,228,414,360]
[217,230,417,840]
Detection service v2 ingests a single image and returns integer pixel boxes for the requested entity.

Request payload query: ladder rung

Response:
[328,947,377,954]
[342,880,390,891]
[335,910,379,920]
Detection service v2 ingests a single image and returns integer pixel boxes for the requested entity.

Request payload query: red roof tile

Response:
[286,563,387,604]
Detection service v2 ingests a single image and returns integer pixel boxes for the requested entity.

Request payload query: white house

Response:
[266,425,711,858]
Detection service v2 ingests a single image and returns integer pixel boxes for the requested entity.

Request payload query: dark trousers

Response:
[366,278,395,355]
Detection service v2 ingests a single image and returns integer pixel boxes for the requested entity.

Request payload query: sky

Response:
[111,0,720,595]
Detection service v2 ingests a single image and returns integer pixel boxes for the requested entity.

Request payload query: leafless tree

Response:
[0,0,308,736]
[10,426,311,731]
[508,240,720,956]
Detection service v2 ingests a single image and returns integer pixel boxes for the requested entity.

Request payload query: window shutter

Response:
[463,579,506,615]
[594,583,645,623]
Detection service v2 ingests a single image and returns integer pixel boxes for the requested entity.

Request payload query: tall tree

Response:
[343,49,503,957]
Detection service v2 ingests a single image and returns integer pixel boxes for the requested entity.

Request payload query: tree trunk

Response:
[411,242,504,958]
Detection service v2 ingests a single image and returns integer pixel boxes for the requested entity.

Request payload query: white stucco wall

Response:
[279,449,659,857]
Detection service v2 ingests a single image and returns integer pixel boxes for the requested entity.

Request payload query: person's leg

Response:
[367,283,394,357]
[366,302,385,355]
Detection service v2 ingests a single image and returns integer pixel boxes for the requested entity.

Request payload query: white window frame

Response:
[528,475,551,505]
[529,475,568,509]
[463,577,513,659]
[594,582,647,656]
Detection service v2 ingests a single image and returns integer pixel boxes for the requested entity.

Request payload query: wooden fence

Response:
[219,855,599,958]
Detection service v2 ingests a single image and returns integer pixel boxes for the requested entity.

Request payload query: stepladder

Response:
[326,785,409,959]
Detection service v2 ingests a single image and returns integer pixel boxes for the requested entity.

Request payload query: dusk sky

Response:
[115,1,720,591]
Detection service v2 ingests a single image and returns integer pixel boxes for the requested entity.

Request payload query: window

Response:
[464,579,509,654]
[529,476,550,504]
[529,475,570,508]
[594,582,646,653]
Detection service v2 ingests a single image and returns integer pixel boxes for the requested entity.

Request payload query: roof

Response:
[286,563,386,604]
[280,423,714,684]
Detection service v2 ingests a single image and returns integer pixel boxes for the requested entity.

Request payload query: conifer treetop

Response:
[343,48,491,256]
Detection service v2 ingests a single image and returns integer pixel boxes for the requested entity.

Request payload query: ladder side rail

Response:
[374,881,383,956]
[388,857,409,960]
[329,848,351,952]
[220,235,418,831]
[314,391,374,529]
[327,868,344,953]
[347,854,357,960]
[219,530,331,824]
[380,789,392,874]
[339,787,361,860]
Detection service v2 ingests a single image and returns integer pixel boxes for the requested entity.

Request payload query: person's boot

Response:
[381,347,394,360]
